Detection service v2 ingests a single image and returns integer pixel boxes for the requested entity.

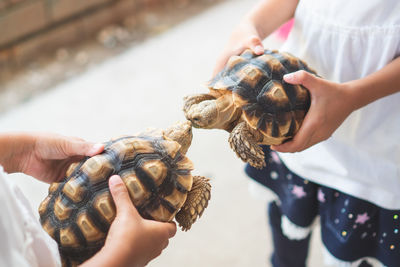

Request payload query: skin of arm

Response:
[81,175,177,267]
[212,0,299,76]
[0,133,35,174]
[271,56,400,152]
[0,133,103,183]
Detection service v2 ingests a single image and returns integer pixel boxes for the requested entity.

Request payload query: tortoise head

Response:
[184,93,241,131]
[164,121,193,155]
[184,99,219,129]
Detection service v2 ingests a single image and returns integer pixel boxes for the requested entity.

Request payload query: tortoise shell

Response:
[39,132,194,265]
[209,49,314,140]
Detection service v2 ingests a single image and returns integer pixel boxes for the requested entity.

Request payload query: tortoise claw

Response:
[229,121,266,169]
[175,176,211,231]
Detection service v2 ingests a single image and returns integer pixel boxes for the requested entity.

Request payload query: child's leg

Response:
[268,200,312,267]
[245,146,317,266]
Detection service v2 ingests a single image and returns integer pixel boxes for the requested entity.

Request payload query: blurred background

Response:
[0,0,324,266]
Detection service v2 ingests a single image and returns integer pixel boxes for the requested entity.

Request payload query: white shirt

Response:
[279,0,400,209]
[0,167,61,267]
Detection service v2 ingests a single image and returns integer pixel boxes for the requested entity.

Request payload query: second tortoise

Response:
[184,49,316,168]
[38,121,211,266]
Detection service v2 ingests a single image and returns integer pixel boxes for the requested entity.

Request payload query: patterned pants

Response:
[245,146,400,267]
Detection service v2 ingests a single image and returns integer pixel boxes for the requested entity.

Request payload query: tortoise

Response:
[38,121,211,266]
[183,49,316,169]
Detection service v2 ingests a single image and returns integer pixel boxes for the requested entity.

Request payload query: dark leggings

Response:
[268,201,312,267]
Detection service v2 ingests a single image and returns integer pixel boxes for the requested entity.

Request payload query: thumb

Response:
[109,175,139,216]
[151,221,177,239]
[283,70,320,90]
[248,35,264,55]
[63,139,104,157]
[164,222,177,238]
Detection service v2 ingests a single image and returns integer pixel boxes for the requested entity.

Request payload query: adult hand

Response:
[83,175,177,267]
[19,133,104,183]
[271,70,355,153]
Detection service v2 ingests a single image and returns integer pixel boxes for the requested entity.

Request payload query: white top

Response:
[0,167,61,267]
[279,0,400,209]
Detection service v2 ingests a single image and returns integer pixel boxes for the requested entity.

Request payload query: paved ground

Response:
[0,0,325,266]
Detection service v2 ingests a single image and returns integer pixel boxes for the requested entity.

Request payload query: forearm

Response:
[0,133,35,173]
[79,250,120,267]
[344,56,400,110]
[244,0,299,39]
[80,242,140,267]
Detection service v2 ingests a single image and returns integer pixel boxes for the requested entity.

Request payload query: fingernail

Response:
[283,73,294,82]
[109,175,121,186]
[254,45,264,54]
[89,143,104,155]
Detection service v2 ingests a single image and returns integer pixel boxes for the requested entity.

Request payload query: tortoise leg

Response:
[228,121,266,169]
[183,93,216,116]
[175,176,211,231]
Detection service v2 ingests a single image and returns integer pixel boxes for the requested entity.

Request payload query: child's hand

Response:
[19,133,103,183]
[212,22,264,77]
[82,175,177,267]
[271,71,355,153]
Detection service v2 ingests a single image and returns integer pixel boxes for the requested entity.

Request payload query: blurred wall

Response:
[0,0,215,74]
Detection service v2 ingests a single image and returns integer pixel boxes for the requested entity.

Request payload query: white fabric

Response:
[279,0,400,209]
[281,215,315,241]
[0,167,61,267]
[322,246,386,267]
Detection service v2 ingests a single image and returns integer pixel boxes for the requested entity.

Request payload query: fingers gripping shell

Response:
[210,49,314,143]
[39,132,202,266]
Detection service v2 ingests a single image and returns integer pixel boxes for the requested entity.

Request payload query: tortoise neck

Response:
[213,93,242,131]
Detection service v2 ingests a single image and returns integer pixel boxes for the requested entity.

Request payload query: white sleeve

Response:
[0,167,61,267]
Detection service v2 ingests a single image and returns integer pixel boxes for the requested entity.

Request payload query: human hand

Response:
[212,0,300,76]
[271,70,355,152]
[83,175,176,267]
[212,22,264,77]
[19,133,103,183]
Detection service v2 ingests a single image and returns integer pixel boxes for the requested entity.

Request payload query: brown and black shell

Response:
[38,133,193,266]
[208,49,315,140]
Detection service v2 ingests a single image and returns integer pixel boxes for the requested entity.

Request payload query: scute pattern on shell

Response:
[208,49,314,139]
[39,134,193,265]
